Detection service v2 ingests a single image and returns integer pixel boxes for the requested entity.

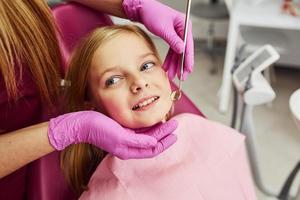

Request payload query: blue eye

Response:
[105,76,122,86]
[141,62,155,71]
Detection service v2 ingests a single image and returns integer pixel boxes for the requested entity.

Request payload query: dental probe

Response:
[171,0,192,101]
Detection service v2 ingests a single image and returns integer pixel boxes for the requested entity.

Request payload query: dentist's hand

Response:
[123,0,194,80]
[48,111,177,159]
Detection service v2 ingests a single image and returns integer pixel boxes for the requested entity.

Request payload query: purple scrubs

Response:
[0,66,75,199]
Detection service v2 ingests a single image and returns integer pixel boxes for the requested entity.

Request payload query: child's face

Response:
[88,33,173,128]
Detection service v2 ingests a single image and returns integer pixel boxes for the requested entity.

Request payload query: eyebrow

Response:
[139,52,156,60]
[100,52,157,75]
[100,66,122,76]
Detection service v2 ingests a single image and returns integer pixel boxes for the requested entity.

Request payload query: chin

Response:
[122,115,166,129]
[141,119,162,127]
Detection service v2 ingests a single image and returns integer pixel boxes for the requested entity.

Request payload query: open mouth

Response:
[132,96,160,111]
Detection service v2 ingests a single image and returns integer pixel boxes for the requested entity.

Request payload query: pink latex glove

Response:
[122,0,194,81]
[48,111,177,159]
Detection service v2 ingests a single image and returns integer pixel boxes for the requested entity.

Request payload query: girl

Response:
[0,0,192,199]
[63,25,257,200]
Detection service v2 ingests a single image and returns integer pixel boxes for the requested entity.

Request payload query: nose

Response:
[130,76,149,94]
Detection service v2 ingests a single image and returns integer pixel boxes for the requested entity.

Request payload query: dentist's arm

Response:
[0,111,177,178]
[66,0,126,18]
[69,0,194,80]
[0,122,54,178]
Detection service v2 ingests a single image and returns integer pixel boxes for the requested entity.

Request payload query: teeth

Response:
[133,96,159,110]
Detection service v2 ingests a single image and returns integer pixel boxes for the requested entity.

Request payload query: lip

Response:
[132,95,160,111]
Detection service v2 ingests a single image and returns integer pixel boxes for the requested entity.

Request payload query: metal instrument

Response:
[171,0,192,101]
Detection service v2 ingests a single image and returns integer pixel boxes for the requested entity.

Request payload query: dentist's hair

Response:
[62,25,161,196]
[0,0,62,109]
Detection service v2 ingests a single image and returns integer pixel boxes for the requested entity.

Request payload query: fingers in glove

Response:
[184,21,194,74]
[162,48,173,72]
[176,21,193,81]
[123,133,157,149]
[151,134,177,156]
[118,134,177,160]
[177,70,189,81]
[144,119,178,141]
[167,51,180,80]
[164,30,184,54]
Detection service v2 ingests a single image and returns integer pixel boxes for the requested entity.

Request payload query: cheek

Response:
[156,70,172,93]
[99,93,122,113]
[162,87,173,112]
[98,91,130,123]
[161,73,173,111]
[152,71,173,112]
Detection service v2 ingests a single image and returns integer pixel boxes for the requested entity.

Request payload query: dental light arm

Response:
[231,45,280,197]
[232,45,280,106]
[244,73,276,105]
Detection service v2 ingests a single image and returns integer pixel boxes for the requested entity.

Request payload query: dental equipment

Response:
[232,44,279,105]
[286,89,300,200]
[171,0,192,101]
[231,44,280,198]
[290,89,300,130]
[232,44,300,200]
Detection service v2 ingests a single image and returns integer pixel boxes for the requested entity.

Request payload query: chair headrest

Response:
[52,2,113,69]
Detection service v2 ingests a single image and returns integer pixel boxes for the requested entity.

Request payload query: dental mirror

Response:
[171,90,182,101]
[171,0,192,101]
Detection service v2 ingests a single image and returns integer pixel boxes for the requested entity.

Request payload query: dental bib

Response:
[80,113,256,200]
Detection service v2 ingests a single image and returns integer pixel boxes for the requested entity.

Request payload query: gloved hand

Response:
[122,0,194,81]
[48,111,177,159]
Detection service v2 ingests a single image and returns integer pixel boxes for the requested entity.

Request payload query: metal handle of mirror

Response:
[171,0,192,101]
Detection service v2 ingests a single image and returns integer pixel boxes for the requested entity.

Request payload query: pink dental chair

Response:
[52,2,204,117]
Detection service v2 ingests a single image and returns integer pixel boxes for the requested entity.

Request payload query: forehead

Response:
[91,32,153,69]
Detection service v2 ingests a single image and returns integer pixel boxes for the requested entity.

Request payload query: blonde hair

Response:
[0,1,62,109]
[61,25,161,196]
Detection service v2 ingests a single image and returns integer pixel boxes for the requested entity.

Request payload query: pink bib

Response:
[80,113,257,200]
